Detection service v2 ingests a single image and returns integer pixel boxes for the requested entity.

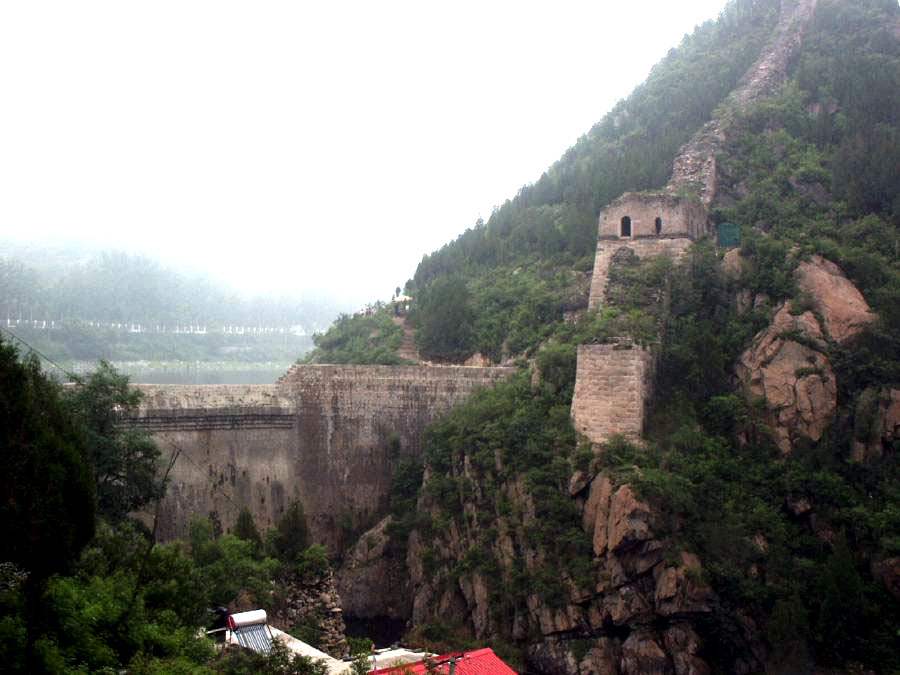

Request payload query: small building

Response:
[370,647,517,675]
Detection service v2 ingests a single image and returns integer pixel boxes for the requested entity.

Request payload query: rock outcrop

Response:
[336,515,411,621]
[407,468,718,674]
[735,255,877,454]
[795,255,877,343]
[736,302,836,453]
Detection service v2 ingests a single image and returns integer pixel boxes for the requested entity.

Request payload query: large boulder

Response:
[734,254,880,454]
[795,255,876,343]
[736,303,836,453]
[608,484,653,553]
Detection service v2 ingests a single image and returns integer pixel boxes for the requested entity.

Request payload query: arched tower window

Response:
[620,216,631,237]
[655,217,662,235]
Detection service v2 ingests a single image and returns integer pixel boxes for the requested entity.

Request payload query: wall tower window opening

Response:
[655,217,662,235]
[620,216,632,237]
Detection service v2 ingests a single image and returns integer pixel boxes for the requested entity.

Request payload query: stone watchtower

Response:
[588,192,709,309]
[571,0,818,447]
[574,192,710,445]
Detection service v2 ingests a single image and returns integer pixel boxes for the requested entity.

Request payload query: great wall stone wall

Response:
[589,239,694,312]
[575,0,818,446]
[134,365,513,549]
[577,189,707,441]
[666,0,818,204]
[132,0,822,545]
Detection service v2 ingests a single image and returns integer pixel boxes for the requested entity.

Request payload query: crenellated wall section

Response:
[133,365,514,549]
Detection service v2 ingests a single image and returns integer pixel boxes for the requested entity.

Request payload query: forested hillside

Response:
[310,0,897,369]
[314,0,900,672]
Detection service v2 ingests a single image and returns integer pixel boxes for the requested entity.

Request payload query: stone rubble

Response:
[272,567,350,659]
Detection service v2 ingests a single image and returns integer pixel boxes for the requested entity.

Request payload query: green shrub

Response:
[295,544,330,582]
[269,502,311,563]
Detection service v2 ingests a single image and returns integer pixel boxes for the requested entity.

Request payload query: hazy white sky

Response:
[1,0,727,307]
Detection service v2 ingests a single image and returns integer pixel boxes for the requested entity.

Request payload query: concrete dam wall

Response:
[133,364,514,549]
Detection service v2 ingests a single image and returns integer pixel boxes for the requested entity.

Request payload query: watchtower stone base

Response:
[572,343,657,444]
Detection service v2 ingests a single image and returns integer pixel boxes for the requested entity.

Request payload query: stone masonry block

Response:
[571,344,658,445]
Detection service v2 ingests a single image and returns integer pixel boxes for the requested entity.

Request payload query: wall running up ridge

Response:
[133,364,514,548]
[575,0,819,446]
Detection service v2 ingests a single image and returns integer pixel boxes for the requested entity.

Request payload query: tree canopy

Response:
[0,339,95,580]
[64,361,163,522]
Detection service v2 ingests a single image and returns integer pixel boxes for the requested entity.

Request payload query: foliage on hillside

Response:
[410,264,593,363]
[391,0,900,671]
[713,0,900,322]
[612,245,899,670]
[303,303,408,365]
[416,359,593,595]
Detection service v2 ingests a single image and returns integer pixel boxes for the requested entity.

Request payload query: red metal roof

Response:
[371,648,517,675]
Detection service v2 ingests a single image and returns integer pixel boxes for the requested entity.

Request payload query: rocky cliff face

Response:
[336,515,411,621]
[337,252,883,672]
[735,254,876,454]
[400,461,723,675]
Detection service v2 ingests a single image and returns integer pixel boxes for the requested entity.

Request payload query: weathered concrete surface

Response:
[135,365,513,549]
[572,344,657,444]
